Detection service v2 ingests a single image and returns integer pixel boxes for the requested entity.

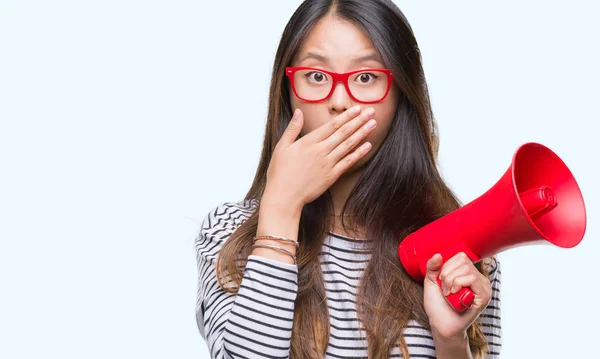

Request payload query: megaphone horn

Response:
[398,142,587,312]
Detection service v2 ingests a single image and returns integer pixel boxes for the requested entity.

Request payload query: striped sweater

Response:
[195,199,502,358]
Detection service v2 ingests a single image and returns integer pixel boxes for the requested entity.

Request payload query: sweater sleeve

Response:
[195,199,299,359]
[480,257,502,359]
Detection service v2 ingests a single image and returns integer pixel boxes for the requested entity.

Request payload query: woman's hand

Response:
[423,252,492,342]
[263,106,377,211]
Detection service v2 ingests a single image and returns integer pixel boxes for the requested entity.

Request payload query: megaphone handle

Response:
[436,277,475,313]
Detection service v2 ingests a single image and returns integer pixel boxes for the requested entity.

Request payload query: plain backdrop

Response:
[0,1,598,358]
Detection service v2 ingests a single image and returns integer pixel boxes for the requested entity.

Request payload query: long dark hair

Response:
[216,0,491,357]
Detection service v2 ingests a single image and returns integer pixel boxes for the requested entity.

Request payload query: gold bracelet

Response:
[252,243,297,264]
[253,235,299,248]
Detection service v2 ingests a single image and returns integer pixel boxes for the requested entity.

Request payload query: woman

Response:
[195,0,501,358]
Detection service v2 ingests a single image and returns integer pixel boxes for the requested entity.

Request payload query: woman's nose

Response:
[328,82,355,113]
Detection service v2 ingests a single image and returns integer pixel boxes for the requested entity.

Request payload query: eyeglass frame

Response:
[285,66,394,104]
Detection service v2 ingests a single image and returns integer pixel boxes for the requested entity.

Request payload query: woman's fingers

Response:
[436,251,492,305]
[279,108,304,147]
[438,253,470,286]
[425,253,444,283]
[301,105,362,143]
[320,107,375,154]
[441,263,472,295]
[331,141,373,178]
[452,274,492,307]
[327,115,377,163]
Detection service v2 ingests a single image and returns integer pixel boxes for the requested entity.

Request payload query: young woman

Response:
[195,1,501,358]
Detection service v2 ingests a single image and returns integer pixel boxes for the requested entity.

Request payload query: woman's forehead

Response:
[301,16,374,55]
[294,17,383,69]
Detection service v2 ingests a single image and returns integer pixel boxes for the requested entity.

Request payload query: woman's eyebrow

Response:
[351,53,383,64]
[299,52,383,65]
[299,52,329,64]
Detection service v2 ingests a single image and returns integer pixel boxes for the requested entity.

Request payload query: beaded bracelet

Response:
[253,235,299,249]
[251,243,297,264]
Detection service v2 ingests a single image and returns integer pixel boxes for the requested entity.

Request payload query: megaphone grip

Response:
[436,277,474,312]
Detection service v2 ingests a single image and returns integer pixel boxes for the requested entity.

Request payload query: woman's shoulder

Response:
[195,197,260,262]
[199,197,260,235]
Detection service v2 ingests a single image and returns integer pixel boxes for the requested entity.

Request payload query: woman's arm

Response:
[195,200,300,359]
[426,255,502,359]
[434,257,502,359]
[432,334,473,359]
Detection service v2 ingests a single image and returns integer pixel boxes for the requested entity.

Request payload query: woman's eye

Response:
[306,71,328,83]
[356,73,378,84]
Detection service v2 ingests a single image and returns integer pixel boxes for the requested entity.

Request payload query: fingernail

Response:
[293,109,299,118]
[364,107,375,116]
[351,105,361,113]
[442,283,448,296]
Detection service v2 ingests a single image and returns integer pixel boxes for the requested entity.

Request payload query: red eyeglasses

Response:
[285,66,393,104]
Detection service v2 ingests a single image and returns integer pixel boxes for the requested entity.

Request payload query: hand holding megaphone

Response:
[398,142,587,312]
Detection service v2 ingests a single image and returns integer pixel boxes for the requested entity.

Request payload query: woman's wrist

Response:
[254,190,303,265]
[432,330,473,359]
[261,188,304,217]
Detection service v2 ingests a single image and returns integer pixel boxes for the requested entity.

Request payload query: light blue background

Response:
[0,1,597,358]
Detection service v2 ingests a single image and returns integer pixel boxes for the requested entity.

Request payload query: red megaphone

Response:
[398,142,586,312]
